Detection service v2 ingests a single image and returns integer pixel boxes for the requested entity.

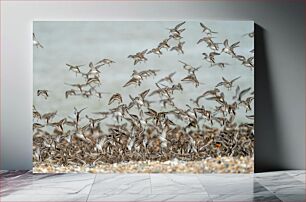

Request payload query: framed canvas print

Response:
[33,21,254,173]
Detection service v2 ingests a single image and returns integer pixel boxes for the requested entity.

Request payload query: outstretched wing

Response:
[200,22,207,29]
[238,87,251,101]
[231,76,241,83]
[174,21,186,30]
[139,89,150,99]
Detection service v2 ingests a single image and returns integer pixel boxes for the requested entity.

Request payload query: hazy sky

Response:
[33,21,254,127]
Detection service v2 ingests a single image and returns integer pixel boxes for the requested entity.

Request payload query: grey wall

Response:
[1,0,304,171]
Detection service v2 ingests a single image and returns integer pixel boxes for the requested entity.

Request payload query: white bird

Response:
[33,33,44,48]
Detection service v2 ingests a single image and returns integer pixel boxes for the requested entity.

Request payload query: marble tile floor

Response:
[0,170,305,202]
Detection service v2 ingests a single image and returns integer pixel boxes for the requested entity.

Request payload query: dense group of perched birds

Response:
[33,22,254,168]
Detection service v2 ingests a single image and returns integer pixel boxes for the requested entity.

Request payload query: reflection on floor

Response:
[0,170,305,201]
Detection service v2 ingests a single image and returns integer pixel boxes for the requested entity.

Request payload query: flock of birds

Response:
[33,22,254,167]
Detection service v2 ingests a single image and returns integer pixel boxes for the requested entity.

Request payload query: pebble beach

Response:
[33,156,253,174]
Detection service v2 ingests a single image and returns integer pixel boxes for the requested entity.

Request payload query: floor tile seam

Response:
[86,174,97,202]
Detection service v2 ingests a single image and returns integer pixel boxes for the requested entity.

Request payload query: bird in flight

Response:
[33,33,44,48]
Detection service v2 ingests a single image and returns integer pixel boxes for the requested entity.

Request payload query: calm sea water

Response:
[33,21,254,128]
